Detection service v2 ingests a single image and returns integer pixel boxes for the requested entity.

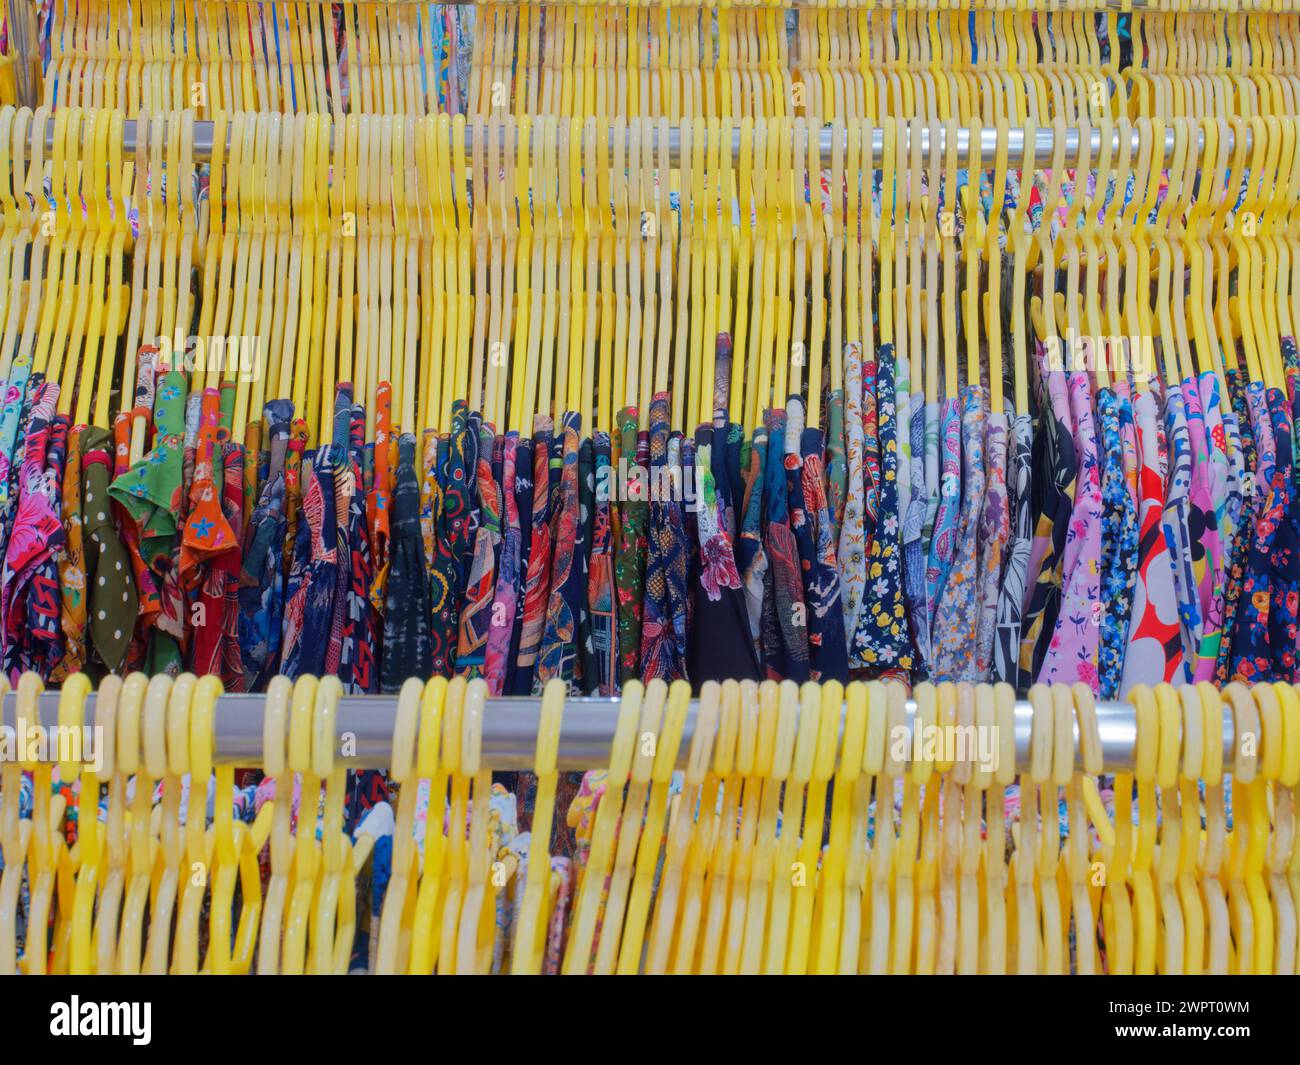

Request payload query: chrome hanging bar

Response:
[1,689,1236,775]
[36,116,1241,170]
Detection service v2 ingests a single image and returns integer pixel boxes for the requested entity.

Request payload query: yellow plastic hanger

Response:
[510,679,567,973]
[761,680,818,973]
[337,114,359,408]
[527,116,556,427]
[566,116,590,428]
[44,674,90,973]
[561,679,642,973]
[305,114,337,439]
[867,680,906,973]
[0,107,17,388]
[256,673,306,974]
[242,112,275,431]
[812,678,865,974]
[786,678,842,974]
[1222,682,1263,972]
[770,118,794,416]
[417,115,442,431]
[451,679,495,974]
[878,681,909,972]
[68,673,119,973]
[115,672,169,973]
[406,676,450,975]
[172,673,221,975]
[709,680,759,975]
[50,109,90,416]
[1010,683,1051,974]
[352,115,375,428]
[1151,683,1184,973]
[395,116,421,435]
[676,115,696,429]
[140,671,196,975]
[430,673,469,970]
[309,676,349,975]
[279,669,324,976]
[0,674,25,973]
[642,678,722,973]
[584,676,664,973]
[981,683,1016,973]
[613,679,688,974]
[748,116,777,429]
[28,106,69,397]
[620,118,642,426]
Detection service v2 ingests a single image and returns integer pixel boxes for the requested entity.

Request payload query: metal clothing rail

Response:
[1,689,1236,774]
[11,0,1215,8]
[36,117,1237,170]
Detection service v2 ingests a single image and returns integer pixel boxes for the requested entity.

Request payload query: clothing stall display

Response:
[0,0,1298,975]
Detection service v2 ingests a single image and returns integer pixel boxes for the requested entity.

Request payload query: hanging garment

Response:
[1097,387,1138,699]
[1122,384,1187,688]
[1215,369,1261,684]
[79,427,135,673]
[111,409,162,666]
[687,432,758,685]
[242,420,261,541]
[848,345,912,675]
[379,433,433,691]
[685,335,760,685]
[574,434,597,693]
[1039,371,1103,691]
[431,401,477,675]
[0,381,64,682]
[903,380,931,673]
[992,404,1032,685]
[0,330,40,516]
[1158,378,1202,680]
[613,409,647,686]
[784,393,849,682]
[932,383,989,681]
[0,382,64,681]
[584,430,618,695]
[860,356,881,559]
[237,400,293,690]
[456,417,502,678]
[513,419,553,694]
[483,431,521,696]
[338,402,379,695]
[324,391,356,679]
[109,367,188,571]
[760,407,810,682]
[825,386,847,536]
[281,438,340,679]
[925,394,963,636]
[1228,385,1299,682]
[974,403,1010,681]
[639,396,690,682]
[52,425,86,681]
[367,385,395,618]
[736,423,769,657]
[184,389,240,677]
[1018,351,1077,687]
[1192,369,1232,677]
[837,340,868,647]
[537,412,584,689]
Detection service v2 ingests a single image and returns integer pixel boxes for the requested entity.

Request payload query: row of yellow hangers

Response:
[3,669,1298,974]
[45,4,1300,119]
[2,103,1297,464]
[468,6,1300,122]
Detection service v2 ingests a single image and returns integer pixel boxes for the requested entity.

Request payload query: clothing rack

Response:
[35,115,1242,170]
[0,689,1236,774]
